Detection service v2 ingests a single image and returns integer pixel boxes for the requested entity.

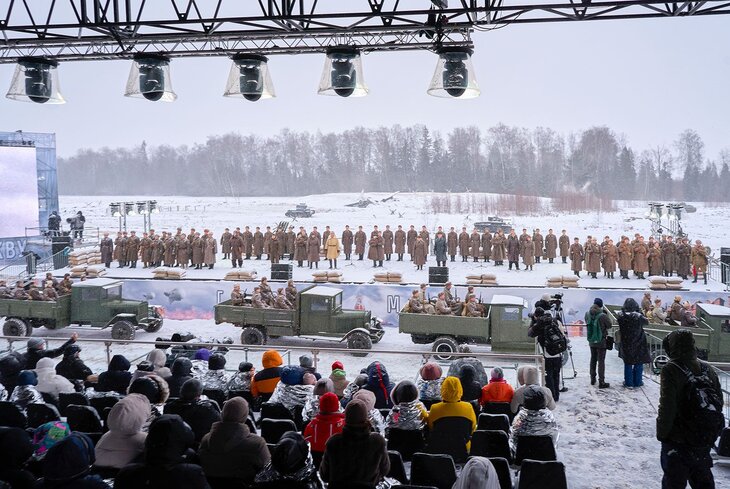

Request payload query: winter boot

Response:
[704,273,708,285]
[562,257,567,263]
[334,260,338,268]
[692,273,697,283]
[599,382,611,389]
[590,376,596,386]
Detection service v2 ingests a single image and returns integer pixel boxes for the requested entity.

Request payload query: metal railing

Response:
[0,335,546,386]
[0,246,71,283]
[709,256,730,290]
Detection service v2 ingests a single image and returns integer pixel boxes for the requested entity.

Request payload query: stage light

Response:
[427,47,480,99]
[224,54,275,101]
[125,54,177,102]
[124,203,136,216]
[137,202,149,215]
[318,47,368,98]
[149,201,159,214]
[6,57,65,104]
[110,203,122,218]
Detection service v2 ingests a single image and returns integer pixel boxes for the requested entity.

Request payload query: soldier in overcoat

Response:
[532,229,544,263]
[522,236,535,270]
[434,231,448,267]
[481,230,492,262]
[447,227,458,262]
[294,230,308,267]
[602,239,618,278]
[221,228,232,259]
[470,229,481,262]
[100,233,114,268]
[394,225,406,261]
[253,227,264,259]
[676,238,691,279]
[307,232,320,268]
[139,232,152,268]
[632,237,649,279]
[382,225,394,261]
[126,231,141,268]
[354,226,367,260]
[204,234,218,269]
[458,227,470,262]
[176,234,189,269]
[243,226,254,259]
[269,234,280,265]
[413,236,427,270]
[342,225,354,260]
[368,233,384,268]
[570,238,584,276]
[326,231,340,269]
[407,225,418,260]
[691,240,709,284]
[559,230,570,263]
[661,236,677,277]
[545,229,558,263]
[617,237,633,279]
[192,233,204,269]
[507,230,521,270]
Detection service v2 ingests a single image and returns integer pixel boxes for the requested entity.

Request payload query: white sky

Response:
[0,146,39,236]
[0,15,728,159]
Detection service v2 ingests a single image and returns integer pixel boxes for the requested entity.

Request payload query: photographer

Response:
[528,307,563,402]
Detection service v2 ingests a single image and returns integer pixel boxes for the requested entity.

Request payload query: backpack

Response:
[586,312,605,345]
[543,318,568,356]
[670,361,725,447]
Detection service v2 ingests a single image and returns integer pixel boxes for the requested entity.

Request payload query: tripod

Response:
[551,306,577,391]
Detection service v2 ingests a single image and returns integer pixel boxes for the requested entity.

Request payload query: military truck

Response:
[214,285,384,354]
[399,294,534,360]
[605,302,730,372]
[0,278,163,341]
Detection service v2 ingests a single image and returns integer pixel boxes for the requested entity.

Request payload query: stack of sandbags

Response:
[153,266,186,279]
[465,273,498,286]
[561,275,580,288]
[665,277,683,290]
[313,270,343,283]
[70,265,87,278]
[224,270,257,281]
[85,250,102,265]
[85,265,107,278]
[68,247,98,266]
[648,276,667,290]
[546,276,563,288]
[374,271,402,283]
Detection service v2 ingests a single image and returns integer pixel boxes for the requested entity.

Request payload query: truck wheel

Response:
[3,318,29,337]
[651,347,669,375]
[432,336,459,361]
[111,320,136,341]
[143,320,163,333]
[347,332,372,357]
[241,327,265,345]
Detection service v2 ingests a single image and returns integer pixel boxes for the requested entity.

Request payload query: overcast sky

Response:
[0,16,728,159]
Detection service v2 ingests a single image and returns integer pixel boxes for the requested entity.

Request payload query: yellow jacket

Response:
[427,376,477,450]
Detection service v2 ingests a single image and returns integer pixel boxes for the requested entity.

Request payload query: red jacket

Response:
[480,379,515,405]
[303,412,345,453]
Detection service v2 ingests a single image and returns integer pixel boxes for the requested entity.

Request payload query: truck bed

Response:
[215,300,296,331]
[399,311,490,341]
[0,294,71,324]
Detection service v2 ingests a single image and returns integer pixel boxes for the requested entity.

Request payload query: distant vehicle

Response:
[345,198,375,208]
[399,294,534,360]
[214,285,384,355]
[473,216,514,233]
[605,302,730,372]
[0,278,163,340]
[285,203,315,218]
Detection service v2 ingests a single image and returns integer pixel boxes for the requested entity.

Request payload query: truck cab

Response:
[298,286,375,337]
[696,302,730,362]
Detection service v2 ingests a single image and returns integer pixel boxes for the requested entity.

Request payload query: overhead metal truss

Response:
[1,0,728,63]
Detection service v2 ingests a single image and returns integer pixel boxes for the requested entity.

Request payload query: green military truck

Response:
[605,302,730,372]
[400,294,534,360]
[0,278,163,341]
[214,285,384,354]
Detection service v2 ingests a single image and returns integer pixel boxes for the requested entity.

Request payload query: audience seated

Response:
[55,345,94,383]
[299,355,322,381]
[127,374,169,424]
[130,361,156,383]
[227,361,255,393]
[268,366,314,416]
[254,432,323,489]
[417,362,443,404]
[363,361,395,409]
[114,414,211,489]
[31,421,71,463]
[511,385,559,451]
[146,349,172,378]
[35,357,75,398]
[385,380,428,433]
[10,370,44,410]
[95,355,132,394]
[251,350,284,401]
[165,357,194,399]
[201,353,230,396]
[36,433,110,488]
[303,392,344,466]
[510,366,556,414]
[340,373,368,406]
[0,427,35,489]
[352,389,386,436]
[165,379,221,444]
[95,393,150,469]
[328,361,349,397]
[480,367,515,406]
[191,348,211,379]
[0,352,22,394]
[303,378,336,423]
[427,376,477,450]
[198,397,270,486]
[320,399,390,488]
[458,364,482,402]
[452,456,501,489]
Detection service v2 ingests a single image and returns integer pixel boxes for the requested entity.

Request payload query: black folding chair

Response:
[387,428,426,461]
[66,404,103,433]
[260,418,297,444]
[470,430,513,463]
[488,456,513,489]
[410,452,458,489]
[514,435,557,465]
[425,417,472,463]
[26,403,61,428]
[482,402,515,422]
[0,401,27,428]
[203,388,227,409]
[477,413,511,433]
[516,460,567,489]
[387,450,409,484]
[89,396,120,417]
[58,392,89,416]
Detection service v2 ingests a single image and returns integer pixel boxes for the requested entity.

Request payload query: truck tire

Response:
[241,327,265,345]
[3,318,29,337]
[432,336,459,361]
[347,332,372,357]
[143,319,163,333]
[111,320,136,341]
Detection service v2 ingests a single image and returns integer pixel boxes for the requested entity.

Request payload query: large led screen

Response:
[0,146,39,238]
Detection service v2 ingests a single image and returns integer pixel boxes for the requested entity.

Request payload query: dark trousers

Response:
[661,442,715,489]
[589,346,606,383]
[545,356,562,401]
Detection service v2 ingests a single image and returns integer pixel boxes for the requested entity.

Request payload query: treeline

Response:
[58,125,730,201]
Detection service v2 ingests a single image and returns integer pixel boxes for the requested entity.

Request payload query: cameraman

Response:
[528,307,563,402]
[534,294,552,311]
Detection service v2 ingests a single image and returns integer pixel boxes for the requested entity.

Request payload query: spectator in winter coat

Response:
[21,334,77,370]
[452,456,501,489]
[385,380,428,433]
[428,377,477,451]
[227,361,255,393]
[114,415,211,489]
[657,329,723,488]
[303,378,337,423]
[9,370,44,410]
[190,348,211,379]
[128,374,169,426]
[36,433,110,489]
[363,361,395,409]
[328,361,349,397]
[586,298,612,389]
[511,385,558,451]
[352,388,386,436]
[164,379,221,445]
[95,393,150,469]
[95,354,132,394]
[34,357,75,399]
[480,367,515,405]
[299,354,322,380]
[268,366,314,416]
[130,361,156,383]
[417,362,443,404]
[198,397,270,485]
[458,364,482,402]
[255,432,323,489]
[54,345,94,382]
[201,353,230,395]
[0,427,35,489]
[340,374,368,406]
[511,365,556,414]
[31,421,71,462]
[251,349,284,401]
[165,357,194,399]
[528,307,563,401]
[0,352,22,394]
[617,298,652,388]
[145,349,172,378]
[303,392,345,467]
[320,400,390,488]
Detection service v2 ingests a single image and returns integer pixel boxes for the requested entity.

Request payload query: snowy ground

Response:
[56,193,729,292]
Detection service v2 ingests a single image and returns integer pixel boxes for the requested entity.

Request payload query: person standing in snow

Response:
[585,298,611,389]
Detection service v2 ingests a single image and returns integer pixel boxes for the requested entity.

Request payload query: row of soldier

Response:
[99,229,218,270]
[0,273,74,301]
